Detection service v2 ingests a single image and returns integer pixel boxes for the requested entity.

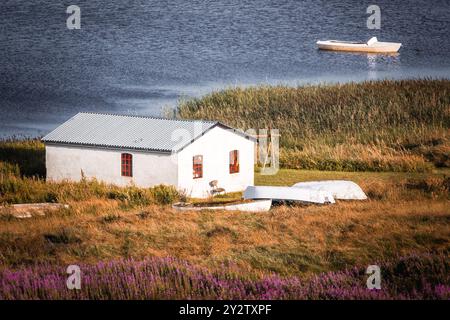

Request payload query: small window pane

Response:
[229,150,239,174]
[121,153,133,177]
[193,155,203,179]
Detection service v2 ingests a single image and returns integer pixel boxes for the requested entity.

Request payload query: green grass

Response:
[256,168,450,202]
[256,168,450,186]
[178,79,450,172]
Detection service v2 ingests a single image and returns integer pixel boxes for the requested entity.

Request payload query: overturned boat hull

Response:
[172,199,272,212]
[292,180,367,200]
[244,186,335,204]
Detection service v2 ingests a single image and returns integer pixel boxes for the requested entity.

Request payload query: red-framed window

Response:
[121,153,133,177]
[193,155,203,179]
[229,150,239,174]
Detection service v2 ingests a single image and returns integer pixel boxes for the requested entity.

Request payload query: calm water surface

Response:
[0,0,449,136]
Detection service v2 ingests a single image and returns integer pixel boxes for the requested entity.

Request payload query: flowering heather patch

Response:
[0,253,448,300]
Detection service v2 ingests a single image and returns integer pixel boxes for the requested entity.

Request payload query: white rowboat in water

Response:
[317,37,401,53]
[243,186,335,204]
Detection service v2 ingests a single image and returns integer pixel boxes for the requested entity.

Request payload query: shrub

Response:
[137,211,151,219]
[106,190,129,201]
[43,228,82,244]
[0,162,20,177]
[406,176,450,196]
[150,184,179,205]
[126,186,152,206]
[101,213,121,223]
[0,174,178,206]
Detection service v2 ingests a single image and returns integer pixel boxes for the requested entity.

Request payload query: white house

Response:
[42,112,255,198]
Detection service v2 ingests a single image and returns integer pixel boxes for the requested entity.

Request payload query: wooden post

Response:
[251,130,280,166]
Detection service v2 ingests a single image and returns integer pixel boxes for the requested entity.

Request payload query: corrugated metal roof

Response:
[42,113,229,153]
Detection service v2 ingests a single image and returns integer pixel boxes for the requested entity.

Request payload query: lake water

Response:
[1,0,449,137]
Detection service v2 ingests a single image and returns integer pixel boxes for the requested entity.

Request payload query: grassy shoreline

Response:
[0,79,449,299]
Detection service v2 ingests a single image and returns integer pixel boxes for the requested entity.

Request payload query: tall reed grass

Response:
[178,79,450,172]
[0,138,45,177]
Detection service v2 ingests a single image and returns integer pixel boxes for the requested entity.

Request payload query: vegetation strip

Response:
[1,253,448,299]
[178,79,449,172]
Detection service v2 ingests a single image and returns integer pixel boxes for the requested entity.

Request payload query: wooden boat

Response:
[317,37,401,53]
[172,199,272,212]
[292,180,367,200]
[243,186,335,204]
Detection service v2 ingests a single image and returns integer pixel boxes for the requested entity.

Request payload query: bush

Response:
[127,186,152,206]
[106,190,129,201]
[102,213,122,223]
[43,228,82,244]
[0,173,180,206]
[406,176,450,196]
[0,162,20,177]
[44,191,58,203]
[150,184,179,205]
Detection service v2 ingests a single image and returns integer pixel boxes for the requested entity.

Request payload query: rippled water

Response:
[0,0,449,137]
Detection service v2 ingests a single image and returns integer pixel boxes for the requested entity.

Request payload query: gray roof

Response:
[42,112,251,153]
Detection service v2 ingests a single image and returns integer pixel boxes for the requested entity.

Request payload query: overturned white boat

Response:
[292,180,367,200]
[172,199,272,212]
[244,186,335,204]
[317,37,401,53]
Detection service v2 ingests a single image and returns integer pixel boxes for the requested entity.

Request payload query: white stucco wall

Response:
[45,144,177,187]
[45,126,254,198]
[177,126,254,198]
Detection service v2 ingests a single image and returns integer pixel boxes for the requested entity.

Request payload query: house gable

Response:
[176,125,254,198]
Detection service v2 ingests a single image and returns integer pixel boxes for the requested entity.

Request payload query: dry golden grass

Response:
[1,171,448,276]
